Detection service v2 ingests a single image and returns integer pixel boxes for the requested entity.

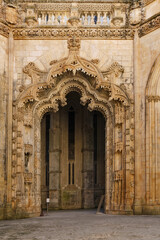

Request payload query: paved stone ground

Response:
[0,209,160,240]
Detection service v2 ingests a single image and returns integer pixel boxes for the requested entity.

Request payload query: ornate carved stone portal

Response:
[10,36,134,217]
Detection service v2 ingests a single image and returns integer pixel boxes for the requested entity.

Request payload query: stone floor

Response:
[0,209,160,240]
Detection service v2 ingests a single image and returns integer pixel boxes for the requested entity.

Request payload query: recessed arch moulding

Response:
[12,38,135,218]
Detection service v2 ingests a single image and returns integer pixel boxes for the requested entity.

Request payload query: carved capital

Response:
[146,95,160,102]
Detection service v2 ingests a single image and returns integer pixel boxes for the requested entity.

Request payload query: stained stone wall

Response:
[0,35,8,219]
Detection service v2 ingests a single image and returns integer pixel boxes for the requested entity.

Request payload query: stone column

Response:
[84,13,88,25]
[91,13,94,25]
[97,12,101,25]
[82,108,94,208]
[49,112,60,209]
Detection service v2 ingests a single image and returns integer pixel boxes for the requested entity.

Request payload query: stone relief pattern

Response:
[19,2,127,12]
[0,2,159,40]
[138,13,160,37]
[12,28,135,40]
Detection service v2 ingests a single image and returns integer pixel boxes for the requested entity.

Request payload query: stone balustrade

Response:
[36,11,111,26]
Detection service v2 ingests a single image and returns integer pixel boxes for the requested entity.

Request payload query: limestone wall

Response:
[0,35,8,219]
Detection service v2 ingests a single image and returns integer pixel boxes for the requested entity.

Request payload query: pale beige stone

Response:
[0,0,160,220]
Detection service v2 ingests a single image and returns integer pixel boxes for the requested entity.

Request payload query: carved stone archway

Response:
[11,38,134,217]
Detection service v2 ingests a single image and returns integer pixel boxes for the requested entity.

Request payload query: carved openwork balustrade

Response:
[22,2,127,27]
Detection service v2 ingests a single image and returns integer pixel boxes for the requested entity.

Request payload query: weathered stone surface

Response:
[0,0,160,220]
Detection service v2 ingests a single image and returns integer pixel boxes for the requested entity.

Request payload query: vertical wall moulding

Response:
[6,31,14,219]
[145,54,160,214]
[133,30,143,214]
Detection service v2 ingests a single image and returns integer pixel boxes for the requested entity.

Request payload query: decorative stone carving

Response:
[12,28,135,40]
[25,6,37,26]
[47,38,104,85]
[129,1,142,25]
[0,22,10,38]
[24,114,33,128]
[24,144,33,156]
[24,172,32,184]
[115,142,123,152]
[114,170,123,181]
[23,62,44,84]
[5,4,18,25]
[102,62,124,84]
[111,5,125,27]
[68,3,80,27]
[146,96,160,102]
[138,14,160,37]
[115,105,124,125]
[67,37,81,51]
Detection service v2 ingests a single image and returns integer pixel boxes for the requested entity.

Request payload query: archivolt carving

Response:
[21,37,129,109]
[47,51,103,86]
[32,77,113,120]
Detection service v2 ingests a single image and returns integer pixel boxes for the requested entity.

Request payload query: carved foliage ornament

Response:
[23,62,45,84]
[47,37,104,84]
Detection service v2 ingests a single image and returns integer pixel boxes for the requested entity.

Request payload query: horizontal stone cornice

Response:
[138,13,160,37]
[17,0,131,3]
[146,96,160,102]
[12,27,135,40]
